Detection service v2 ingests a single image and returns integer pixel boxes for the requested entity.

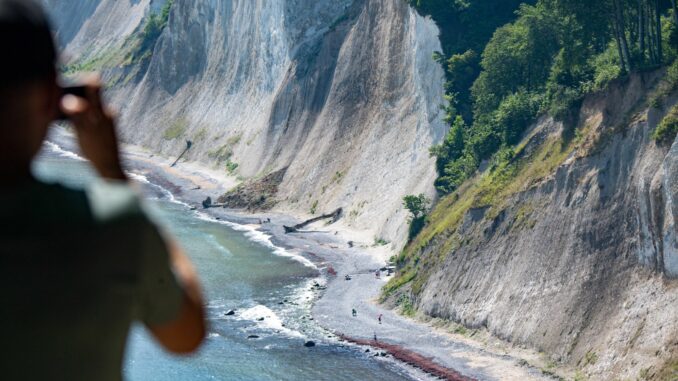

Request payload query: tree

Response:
[403,194,430,220]
[403,194,431,240]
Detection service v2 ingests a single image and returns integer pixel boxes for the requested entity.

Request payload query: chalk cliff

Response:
[44,0,447,249]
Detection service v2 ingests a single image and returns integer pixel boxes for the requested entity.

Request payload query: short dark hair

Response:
[0,0,56,89]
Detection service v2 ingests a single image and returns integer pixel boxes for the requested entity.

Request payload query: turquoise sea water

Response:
[33,143,412,381]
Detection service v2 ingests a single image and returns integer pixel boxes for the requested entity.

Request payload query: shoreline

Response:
[46,128,555,381]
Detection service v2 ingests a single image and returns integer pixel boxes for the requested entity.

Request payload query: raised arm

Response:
[62,77,206,353]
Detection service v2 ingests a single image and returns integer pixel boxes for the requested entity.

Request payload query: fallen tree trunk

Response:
[284,208,342,233]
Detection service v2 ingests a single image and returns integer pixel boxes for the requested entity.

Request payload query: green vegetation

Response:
[573,370,588,381]
[226,133,242,146]
[208,145,233,162]
[385,0,678,307]
[310,200,319,215]
[386,111,594,299]
[62,0,174,77]
[163,119,187,140]
[403,194,431,241]
[581,351,599,367]
[395,294,416,317]
[130,0,174,63]
[654,103,678,143]
[652,358,678,381]
[373,237,390,247]
[225,160,239,174]
[649,58,678,108]
[416,0,678,195]
[332,171,344,183]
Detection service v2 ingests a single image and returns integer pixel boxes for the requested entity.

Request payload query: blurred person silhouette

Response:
[0,1,205,380]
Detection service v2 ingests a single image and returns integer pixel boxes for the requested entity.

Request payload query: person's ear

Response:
[42,75,60,122]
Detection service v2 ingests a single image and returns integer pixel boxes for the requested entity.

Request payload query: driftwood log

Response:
[284,208,342,233]
[171,140,193,167]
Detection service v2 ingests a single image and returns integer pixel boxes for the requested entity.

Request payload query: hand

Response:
[60,76,127,181]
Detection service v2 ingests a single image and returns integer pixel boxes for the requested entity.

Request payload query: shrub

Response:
[225,160,239,174]
[590,44,623,91]
[653,104,678,144]
[494,90,541,144]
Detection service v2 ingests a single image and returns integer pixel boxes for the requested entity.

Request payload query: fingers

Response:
[60,75,115,128]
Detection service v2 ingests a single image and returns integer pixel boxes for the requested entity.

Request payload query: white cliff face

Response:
[44,0,447,250]
[43,0,154,62]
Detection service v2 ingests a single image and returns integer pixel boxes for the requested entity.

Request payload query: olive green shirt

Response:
[0,179,184,381]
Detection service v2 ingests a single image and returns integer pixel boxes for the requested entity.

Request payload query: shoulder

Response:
[85,179,146,223]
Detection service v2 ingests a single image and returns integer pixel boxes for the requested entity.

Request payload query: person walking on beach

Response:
[378,314,383,324]
[0,1,205,380]
[352,308,357,317]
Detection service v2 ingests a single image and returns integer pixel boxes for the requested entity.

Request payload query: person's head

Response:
[0,0,59,177]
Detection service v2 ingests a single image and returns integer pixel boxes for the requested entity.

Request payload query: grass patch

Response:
[381,269,416,300]
[573,370,587,381]
[62,48,123,75]
[510,201,537,231]
[163,119,187,140]
[227,133,242,146]
[581,351,598,367]
[310,200,318,215]
[652,358,678,381]
[373,237,390,247]
[653,104,678,144]
[208,145,233,162]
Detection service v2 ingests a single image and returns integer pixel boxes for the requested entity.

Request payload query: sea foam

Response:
[238,305,304,338]
[43,141,86,161]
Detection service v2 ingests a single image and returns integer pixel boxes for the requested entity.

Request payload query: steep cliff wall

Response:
[44,0,446,249]
[388,71,678,380]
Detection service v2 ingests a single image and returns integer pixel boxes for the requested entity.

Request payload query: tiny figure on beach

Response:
[378,314,382,324]
[352,308,357,317]
[375,270,380,279]
[345,274,352,281]
[267,218,271,223]
[373,332,378,342]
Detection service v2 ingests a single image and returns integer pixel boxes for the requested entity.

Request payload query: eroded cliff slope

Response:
[387,71,678,380]
[44,0,447,249]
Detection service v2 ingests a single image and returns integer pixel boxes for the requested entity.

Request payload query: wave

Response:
[128,171,193,209]
[238,305,304,338]
[193,211,318,270]
[43,141,86,161]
